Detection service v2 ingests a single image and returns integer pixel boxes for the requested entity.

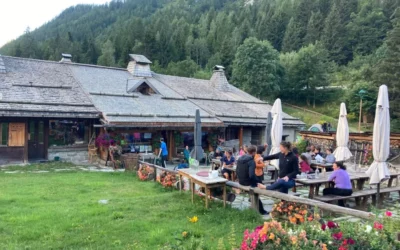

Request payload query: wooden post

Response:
[168,131,174,161]
[239,126,244,148]
[358,98,363,132]
[23,121,28,163]
[249,188,260,211]
[44,120,49,160]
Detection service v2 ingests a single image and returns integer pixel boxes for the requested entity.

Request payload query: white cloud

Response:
[0,0,109,47]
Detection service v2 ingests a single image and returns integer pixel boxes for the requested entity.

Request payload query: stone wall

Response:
[48,146,89,165]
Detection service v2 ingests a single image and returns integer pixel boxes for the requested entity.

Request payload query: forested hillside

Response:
[1,0,400,130]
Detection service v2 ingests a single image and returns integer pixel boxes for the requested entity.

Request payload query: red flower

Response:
[327,221,337,229]
[342,239,348,245]
[321,224,327,231]
[339,246,348,250]
[373,222,383,230]
[385,211,393,217]
[332,232,343,240]
[347,238,355,245]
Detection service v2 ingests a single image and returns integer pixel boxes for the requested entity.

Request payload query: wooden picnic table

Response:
[310,160,333,170]
[296,173,362,199]
[178,168,227,209]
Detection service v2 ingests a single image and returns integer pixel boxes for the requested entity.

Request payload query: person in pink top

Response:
[299,155,311,173]
[323,162,353,207]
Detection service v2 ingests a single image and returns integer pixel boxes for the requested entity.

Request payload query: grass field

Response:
[0,163,262,250]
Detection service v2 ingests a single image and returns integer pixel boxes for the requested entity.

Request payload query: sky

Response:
[0,0,109,47]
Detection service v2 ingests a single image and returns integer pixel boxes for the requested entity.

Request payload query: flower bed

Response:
[241,207,400,250]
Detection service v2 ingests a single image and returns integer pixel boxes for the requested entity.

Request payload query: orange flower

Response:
[294,213,303,219]
[308,215,313,221]
[299,217,305,223]
[269,233,275,240]
[289,216,297,224]
[321,243,328,250]
[288,205,294,211]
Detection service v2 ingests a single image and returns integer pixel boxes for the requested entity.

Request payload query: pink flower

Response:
[250,239,258,249]
[244,229,250,241]
[332,232,343,240]
[385,211,393,217]
[327,221,337,229]
[241,241,249,250]
[260,234,267,243]
[348,238,355,245]
[373,222,383,230]
[321,224,327,231]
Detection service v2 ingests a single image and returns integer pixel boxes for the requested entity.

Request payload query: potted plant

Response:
[152,132,161,155]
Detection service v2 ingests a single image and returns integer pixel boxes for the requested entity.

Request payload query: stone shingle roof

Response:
[153,73,305,127]
[0,56,99,118]
[69,64,222,127]
[129,54,152,64]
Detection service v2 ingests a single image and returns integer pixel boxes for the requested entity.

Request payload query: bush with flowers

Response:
[137,164,155,181]
[270,201,310,224]
[158,171,179,188]
[241,208,400,250]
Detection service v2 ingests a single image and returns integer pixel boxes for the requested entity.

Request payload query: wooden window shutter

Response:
[8,123,25,147]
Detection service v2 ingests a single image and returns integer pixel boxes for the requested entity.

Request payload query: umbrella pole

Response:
[376,183,381,208]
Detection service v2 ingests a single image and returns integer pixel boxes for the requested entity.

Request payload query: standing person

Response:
[236,145,268,215]
[257,142,299,194]
[323,162,352,207]
[158,138,168,168]
[221,150,235,180]
[254,145,266,183]
[183,145,190,163]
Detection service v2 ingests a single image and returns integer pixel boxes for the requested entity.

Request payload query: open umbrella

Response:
[193,109,203,162]
[366,85,390,204]
[270,99,283,169]
[333,103,353,162]
[265,112,272,156]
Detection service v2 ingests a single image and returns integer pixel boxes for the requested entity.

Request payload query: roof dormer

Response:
[127,54,152,77]
[127,78,159,95]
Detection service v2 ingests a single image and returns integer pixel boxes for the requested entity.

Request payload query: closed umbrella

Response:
[333,103,353,161]
[270,99,283,169]
[366,85,391,184]
[265,112,272,156]
[366,85,390,204]
[193,109,203,162]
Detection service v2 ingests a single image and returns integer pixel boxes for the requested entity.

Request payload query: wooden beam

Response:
[168,131,174,161]
[23,121,28,163]
[239,126,243,147]
[44,120,49,160]
[226,181,375,220]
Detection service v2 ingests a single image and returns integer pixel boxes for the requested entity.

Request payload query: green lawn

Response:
[0,163,262,250]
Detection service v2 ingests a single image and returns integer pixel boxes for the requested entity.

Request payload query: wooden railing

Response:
[226,181,375,220]
[137,161,375,220]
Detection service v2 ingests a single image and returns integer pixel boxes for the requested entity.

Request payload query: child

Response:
[299,154,311,173]
[254,145,266,182]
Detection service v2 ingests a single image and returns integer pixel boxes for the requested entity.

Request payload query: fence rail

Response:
[137,161,375,220]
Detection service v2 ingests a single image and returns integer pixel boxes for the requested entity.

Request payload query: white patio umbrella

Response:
[270,98,283,169]
[366,85,391,185]
[333,103,353,161]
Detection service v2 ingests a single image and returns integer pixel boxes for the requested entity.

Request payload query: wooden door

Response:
[28,121,45,160]
[8,123,25,147]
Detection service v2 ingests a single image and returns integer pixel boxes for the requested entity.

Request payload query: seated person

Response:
[323,162,352,207]
[292,147,299,157]
[301,147,312,165]
[258,142,299,194]
[221,150,235,180]
[183,145,190,163]
[236,146,268,215]
[254,145,266,183]
[214,148,224,158]
[314,146,324,158]
[325,148,336,163]
[299,155,312,173]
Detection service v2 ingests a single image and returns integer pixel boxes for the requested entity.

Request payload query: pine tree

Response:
[375,8,400,117]
[304,11,324,45]
[97,40,116,67]
[282,18,301,52]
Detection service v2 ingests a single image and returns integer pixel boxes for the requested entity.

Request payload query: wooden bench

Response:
[314,186,400,206]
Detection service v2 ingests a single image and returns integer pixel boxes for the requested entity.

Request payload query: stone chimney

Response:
[127,54,152,77]
[60,53,72,63]
[210,65,229,91]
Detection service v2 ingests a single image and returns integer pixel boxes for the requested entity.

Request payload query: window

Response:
[49,120,88,146]
[0,123,9,146]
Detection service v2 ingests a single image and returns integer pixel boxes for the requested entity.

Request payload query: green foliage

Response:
[232,37,282,100]
[97,40,116,67]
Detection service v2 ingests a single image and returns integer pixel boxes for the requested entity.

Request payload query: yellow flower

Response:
[188,216,198,223]
[182,231,188,237]
[269,233,275,240]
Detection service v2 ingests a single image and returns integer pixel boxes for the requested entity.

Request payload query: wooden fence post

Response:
[249,188,259,212]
